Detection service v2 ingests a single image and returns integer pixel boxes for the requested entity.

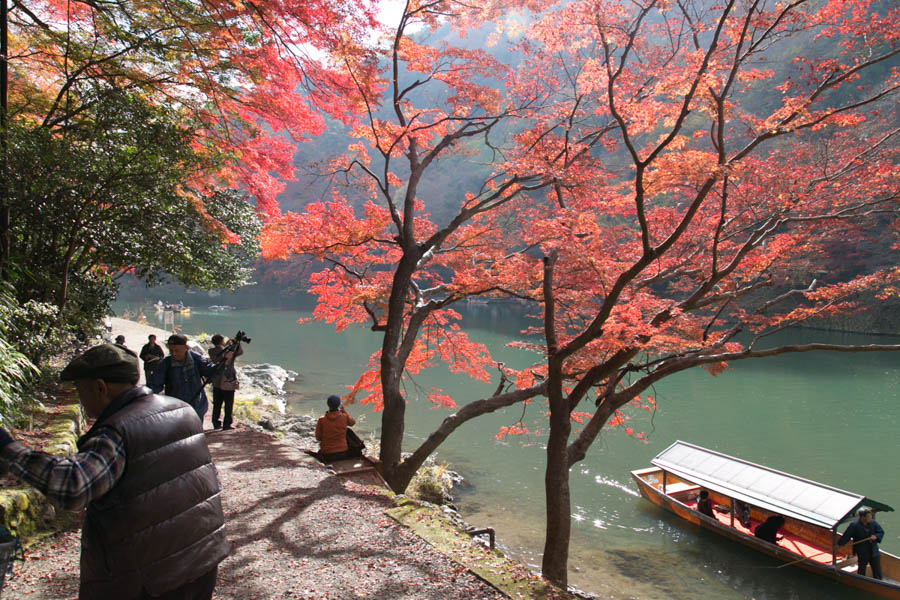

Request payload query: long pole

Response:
[776,537,867,569]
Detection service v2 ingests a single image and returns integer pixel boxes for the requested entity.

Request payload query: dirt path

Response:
[2,423,505,599]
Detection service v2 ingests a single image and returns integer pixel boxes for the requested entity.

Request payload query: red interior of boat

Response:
[684,498,846,565]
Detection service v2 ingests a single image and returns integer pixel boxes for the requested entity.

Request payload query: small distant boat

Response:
[208,305,235,312]
[632,441,900,598]
[154,300,190,314]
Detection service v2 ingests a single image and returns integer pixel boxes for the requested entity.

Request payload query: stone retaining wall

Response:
[0,400,85,538]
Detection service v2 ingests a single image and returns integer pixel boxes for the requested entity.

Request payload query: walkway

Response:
[2,425,505,599]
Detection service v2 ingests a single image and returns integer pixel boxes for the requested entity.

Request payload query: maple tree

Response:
[264,0,899,590]
[262,0,561,494]
[490,0,900,586]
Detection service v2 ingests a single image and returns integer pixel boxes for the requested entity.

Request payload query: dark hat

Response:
[167,334,188,346]
[327,395,341,410]
[60,343,139,383]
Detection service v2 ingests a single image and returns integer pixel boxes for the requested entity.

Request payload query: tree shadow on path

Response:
[208,427,504,600]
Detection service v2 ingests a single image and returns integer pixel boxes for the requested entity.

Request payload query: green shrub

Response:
[0,284,41,427]
[408,461,454,505]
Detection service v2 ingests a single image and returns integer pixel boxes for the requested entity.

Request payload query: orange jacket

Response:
[315,410,356,454]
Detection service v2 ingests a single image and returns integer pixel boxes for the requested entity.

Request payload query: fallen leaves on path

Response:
[3,426,504,600]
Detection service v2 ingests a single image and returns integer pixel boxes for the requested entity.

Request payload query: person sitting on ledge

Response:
[314,395,364,463]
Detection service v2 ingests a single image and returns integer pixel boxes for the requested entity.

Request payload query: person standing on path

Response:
[208,334,242,430]
[0,343,228,599]
[838,507,885,579]
[148,334,226,421]
[139,334,165,382]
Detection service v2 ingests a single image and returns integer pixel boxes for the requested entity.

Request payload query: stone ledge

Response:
[0,397,85,539]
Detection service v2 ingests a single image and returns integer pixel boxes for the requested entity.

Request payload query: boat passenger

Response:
[754,515,785,544]
[837,507,884,580]
[697,489,715,517]
[736,500,751,528]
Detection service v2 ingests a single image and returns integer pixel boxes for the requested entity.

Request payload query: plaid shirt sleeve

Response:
[0,428,126,511]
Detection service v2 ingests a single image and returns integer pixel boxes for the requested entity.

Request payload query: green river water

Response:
[118,298,899,600]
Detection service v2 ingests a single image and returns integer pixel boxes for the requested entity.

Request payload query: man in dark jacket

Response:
[754,515,785,544]
[0,344,229,599]
[838,507,885,579]
[138,333,165,382]
[148,334,225,421]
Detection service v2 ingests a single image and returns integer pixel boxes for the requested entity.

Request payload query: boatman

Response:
[0,344,229,598]
[838,507,884,579]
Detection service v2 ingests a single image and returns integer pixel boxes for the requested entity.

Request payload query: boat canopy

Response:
[652,441,894,530]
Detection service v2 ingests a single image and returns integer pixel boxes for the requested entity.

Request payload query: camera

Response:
[213,330,251,365]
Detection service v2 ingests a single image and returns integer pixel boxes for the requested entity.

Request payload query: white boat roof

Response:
[651,441,890,529]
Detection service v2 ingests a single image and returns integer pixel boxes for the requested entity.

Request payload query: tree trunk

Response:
[386,383,549,494]
[0,0,8,282]
[378,249,419,493]
[541,391,572,589]
[381,385,407,493]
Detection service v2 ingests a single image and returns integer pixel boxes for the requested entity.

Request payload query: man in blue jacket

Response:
[148,334,226,421]
[838,507,885,579]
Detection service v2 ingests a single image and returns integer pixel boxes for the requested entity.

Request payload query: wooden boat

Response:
[154,301,190,314]
[632,441,900,598]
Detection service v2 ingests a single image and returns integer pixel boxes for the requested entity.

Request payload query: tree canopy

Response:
[7,90,262,343]
[2,0,374,357]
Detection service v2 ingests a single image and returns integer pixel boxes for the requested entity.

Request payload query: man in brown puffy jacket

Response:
[0,344,229,599]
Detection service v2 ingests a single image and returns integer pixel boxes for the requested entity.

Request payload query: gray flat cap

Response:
[60,343,140,383]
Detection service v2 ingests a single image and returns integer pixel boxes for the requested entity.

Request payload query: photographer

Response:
[208,333,243,430]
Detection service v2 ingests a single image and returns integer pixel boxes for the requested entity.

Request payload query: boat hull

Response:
[631,468,900,599]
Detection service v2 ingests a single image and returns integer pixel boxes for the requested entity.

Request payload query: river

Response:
[117,296,899,599]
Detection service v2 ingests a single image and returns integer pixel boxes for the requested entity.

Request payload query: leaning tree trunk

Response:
[541,392,572,589]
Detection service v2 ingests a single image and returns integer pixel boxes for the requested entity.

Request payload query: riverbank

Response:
[1,318,582,599]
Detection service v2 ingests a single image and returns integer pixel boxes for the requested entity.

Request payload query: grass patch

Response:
[385,497,577,600]
[407,462,453,505]
[232,398,262,424]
